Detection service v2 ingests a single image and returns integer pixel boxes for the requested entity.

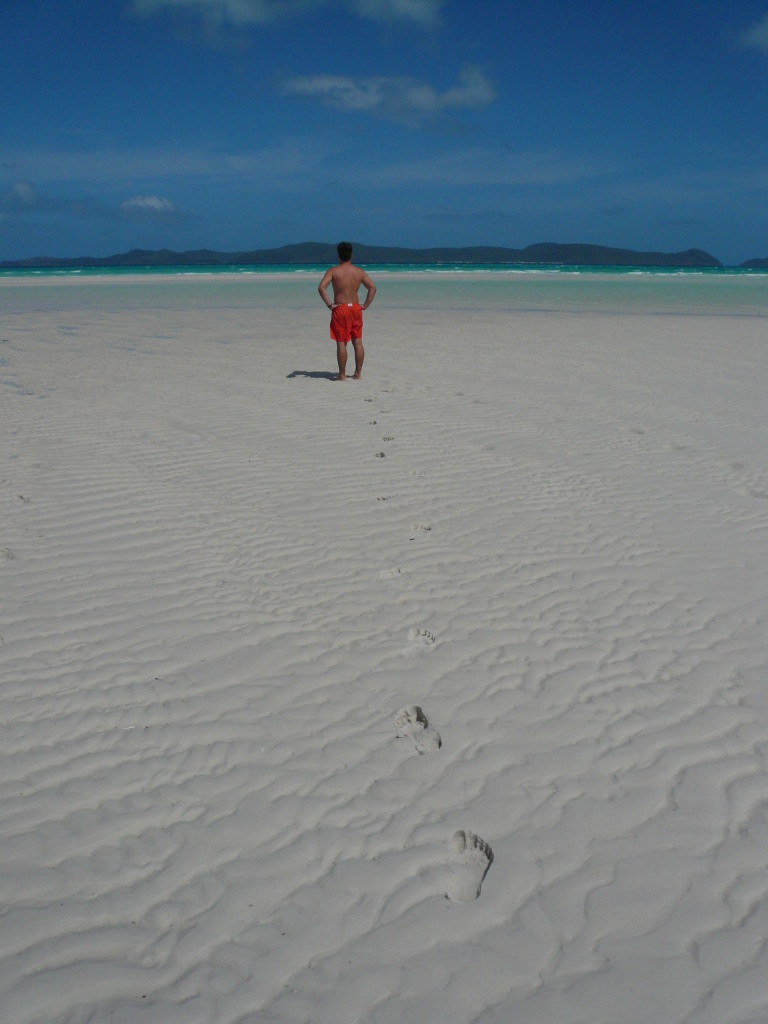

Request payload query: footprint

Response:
[375,452,386,458]
[410,524,431,533]
[395,705,441,754]
[446,830,493,902]
[383,436,395,442]
[379,567,402,579]
[407,627,435,647]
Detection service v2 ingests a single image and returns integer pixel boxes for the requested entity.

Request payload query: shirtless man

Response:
[318,241,377,380]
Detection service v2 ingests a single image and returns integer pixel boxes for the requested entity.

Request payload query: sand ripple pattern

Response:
[1,288,768,1023]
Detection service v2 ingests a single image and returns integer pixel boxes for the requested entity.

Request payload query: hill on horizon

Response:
[0,241,736,270]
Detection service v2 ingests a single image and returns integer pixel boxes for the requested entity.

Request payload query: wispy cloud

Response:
[0,140,321,188]
[132,0,320,25]
[131,0,443,26]
[387,150,768,205]
[740,13,768,55]
[345,0,442,25]
[363,147,612,189]
[281,67,495,124]
[1,141,611,209]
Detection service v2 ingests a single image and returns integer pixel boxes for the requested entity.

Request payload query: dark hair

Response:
[337,241,353,262]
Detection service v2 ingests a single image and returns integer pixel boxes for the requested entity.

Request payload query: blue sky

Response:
[2,0,768,263]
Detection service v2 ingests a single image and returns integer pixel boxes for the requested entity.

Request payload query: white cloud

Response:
[120,194,193,223]
[131,0,443,25]
[121,195,175,213]
[740,13,768,54]
[282,66,495,123]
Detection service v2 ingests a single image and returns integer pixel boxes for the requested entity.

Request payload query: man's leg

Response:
[352,338,364,380]
[336,340,348,380]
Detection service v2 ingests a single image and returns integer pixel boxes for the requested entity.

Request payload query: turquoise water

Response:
[2,264,766,317]
[1,262,766,278]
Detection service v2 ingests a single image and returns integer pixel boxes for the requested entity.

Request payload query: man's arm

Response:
[361,273,377,310]
[318,268,335,309]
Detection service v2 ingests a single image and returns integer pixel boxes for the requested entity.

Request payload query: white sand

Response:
[2,275,768,1023]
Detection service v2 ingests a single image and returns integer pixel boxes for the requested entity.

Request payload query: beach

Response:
[2,271,768,1023]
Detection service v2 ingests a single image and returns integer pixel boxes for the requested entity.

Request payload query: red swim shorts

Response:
[330,303,363,343]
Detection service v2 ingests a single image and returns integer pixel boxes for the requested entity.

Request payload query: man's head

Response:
[337,241,353,263]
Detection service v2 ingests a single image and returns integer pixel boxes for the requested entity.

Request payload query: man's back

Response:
[329,262,369,305]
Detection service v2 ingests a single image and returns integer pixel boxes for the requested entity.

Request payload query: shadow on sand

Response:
[287,370,338,381]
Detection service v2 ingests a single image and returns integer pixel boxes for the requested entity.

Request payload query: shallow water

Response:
[2,268,767,318]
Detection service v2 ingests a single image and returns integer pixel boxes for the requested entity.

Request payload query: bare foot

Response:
[352,372,362,380]
[335,374,347,382]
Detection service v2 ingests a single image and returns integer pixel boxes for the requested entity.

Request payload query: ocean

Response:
[2,264,767,318]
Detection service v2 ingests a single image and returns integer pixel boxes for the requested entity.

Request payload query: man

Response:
[318,241,377,380]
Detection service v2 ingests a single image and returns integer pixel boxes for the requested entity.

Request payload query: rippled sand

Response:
[2,278,768,1023]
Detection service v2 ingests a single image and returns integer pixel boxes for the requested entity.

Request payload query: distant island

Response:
[2,241,766,270]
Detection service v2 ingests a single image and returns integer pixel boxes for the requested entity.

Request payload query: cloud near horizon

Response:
[121,194,176,216]
[281,67,495,123]
[131,0,443,26]
[2,182,184,223]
